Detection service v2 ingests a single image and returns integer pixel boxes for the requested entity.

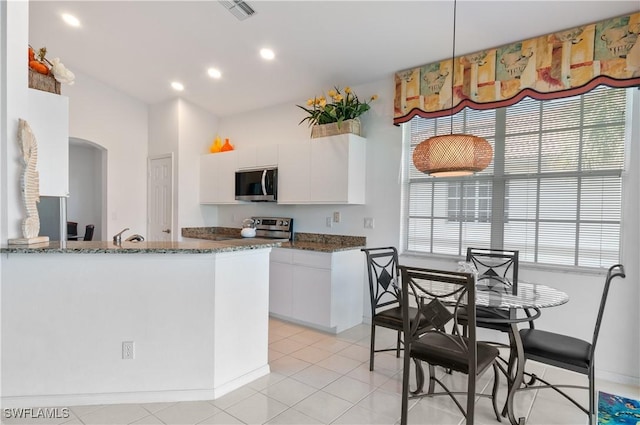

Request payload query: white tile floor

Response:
[3,318,639,425]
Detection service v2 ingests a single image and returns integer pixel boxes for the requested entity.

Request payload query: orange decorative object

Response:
[29,60,49,75]
[209,136,223,153]
[221,138,234,152]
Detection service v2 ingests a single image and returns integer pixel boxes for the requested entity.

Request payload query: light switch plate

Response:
[364,217,374,229]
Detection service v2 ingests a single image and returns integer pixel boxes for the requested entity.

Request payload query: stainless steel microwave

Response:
[235,168,278,202]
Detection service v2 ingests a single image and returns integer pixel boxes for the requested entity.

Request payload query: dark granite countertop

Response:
[0,239,282,254]
[182,227,365,253]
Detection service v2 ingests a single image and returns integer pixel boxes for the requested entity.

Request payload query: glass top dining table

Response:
[474,277,570,425]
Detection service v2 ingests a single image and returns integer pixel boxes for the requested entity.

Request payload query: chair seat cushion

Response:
[411,332,499,375]
[373,306,431,331]
[457,306,512,332]
[519,328,591,373]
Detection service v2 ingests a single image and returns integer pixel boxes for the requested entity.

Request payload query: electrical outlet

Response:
[326,217,333,228]
[122,341,134,360]
[364,217,375,229]
[333,211,341,223]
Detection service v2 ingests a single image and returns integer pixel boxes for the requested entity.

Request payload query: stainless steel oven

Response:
[252,217,293,240]
[235,168,277,202]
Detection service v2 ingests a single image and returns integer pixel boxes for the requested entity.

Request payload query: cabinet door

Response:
[199,154,220,203]
[277,142,310,203]
[310,136,349,203]
[27,89,69,196]
[292,265,331,328]
[199,151,238,204]
[308,134,366,204]
[217,151,238,203]
[269,261,293,317]
[237,145,278,169]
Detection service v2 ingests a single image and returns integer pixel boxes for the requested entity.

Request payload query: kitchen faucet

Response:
[113,228,130,245]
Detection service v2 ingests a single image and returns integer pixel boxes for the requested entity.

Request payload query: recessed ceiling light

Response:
[208,68,222,79]
[260,48,275,60]
[62,13,80,27]
[171,82,184,91]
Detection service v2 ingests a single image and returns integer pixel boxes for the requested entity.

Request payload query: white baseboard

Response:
[596,369,640,387]
[212,365,270,399]
[1,365,271,408]
[1,389,215,409]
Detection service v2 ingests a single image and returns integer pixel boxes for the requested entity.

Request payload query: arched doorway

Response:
[68,137,107,240]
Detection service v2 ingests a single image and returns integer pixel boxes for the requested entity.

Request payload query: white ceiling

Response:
[29,0,640,118]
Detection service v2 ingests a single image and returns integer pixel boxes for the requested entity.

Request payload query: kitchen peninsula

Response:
[0,239,280,407]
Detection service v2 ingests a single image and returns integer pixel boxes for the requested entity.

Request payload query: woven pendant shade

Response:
[413,133,493,177]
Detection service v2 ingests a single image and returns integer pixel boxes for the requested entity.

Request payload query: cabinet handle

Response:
[162,229,171,234]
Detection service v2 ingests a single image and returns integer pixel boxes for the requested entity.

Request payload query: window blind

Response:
[403,86,629,269]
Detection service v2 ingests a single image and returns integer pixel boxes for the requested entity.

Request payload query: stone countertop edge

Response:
[0,239,282,254]
[182,227,366,253]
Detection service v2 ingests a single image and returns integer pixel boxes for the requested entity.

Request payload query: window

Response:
[402,86,630,269]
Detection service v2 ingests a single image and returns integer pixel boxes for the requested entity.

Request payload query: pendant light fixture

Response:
[412,0,493,177]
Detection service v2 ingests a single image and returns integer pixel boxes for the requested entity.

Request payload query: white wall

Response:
[65,71,148,239]
[149,98,219,238]
[177,100,219,234]
[1,0,29,240]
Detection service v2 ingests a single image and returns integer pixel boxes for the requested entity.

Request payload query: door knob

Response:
[162,229,171,234]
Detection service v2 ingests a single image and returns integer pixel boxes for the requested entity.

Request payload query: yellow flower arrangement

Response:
[297,86,377,128]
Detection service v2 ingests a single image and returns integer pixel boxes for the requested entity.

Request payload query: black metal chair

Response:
[465,247,520,332]
[399,265,501,425]
[82,224,95,241]
[517,264,625,425]
[361,247,431,371]
[67,221,78,240]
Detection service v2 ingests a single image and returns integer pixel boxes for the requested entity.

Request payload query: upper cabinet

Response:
[27,89,69,197]
[237,144,278,169]
[199,134,366,205]
[199,151,239,204]
[278,134,366,205]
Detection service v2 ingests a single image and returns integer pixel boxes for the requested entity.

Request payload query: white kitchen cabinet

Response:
[237,144,278,169]
[269,259,293,317]
[199,151,239,204]
[277,142,311,203]
[277,134,366,204]
[27,89,69,197]
[269,248,364,333]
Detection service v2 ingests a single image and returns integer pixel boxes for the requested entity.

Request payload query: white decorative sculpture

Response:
[8,119,49,245]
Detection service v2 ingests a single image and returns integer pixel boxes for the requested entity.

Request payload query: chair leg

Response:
[466,372,476,425]
[396,330,401,358]
[369,323,376,371]
[400,343,411,425]
[491,363,502,422]
[428,364,436,394]
[588,366,595,425]
[413,358,425,394]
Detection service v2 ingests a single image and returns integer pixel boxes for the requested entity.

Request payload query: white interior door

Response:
[148,155,173,241]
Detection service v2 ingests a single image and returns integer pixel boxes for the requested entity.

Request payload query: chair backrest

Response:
[590,264,625,359]
[399,265,478,367]
[67,221,78,236]
[466,247,519,288]
[83,224,95,241]
[361,247,401,315]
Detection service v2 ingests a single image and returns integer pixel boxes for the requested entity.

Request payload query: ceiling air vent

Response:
[219,0,256,21]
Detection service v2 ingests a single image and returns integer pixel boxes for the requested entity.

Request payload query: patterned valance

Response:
[393,12,640,125]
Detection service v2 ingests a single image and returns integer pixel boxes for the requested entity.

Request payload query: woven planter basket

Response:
[311,118,361,139]
[28,68,60,94]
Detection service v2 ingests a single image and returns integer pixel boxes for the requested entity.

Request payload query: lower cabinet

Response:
[269,248,364,333]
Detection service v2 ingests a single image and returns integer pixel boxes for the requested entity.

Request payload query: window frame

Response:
[400,87,635,271]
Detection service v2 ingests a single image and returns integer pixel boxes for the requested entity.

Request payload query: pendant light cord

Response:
[450,0,457,135]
